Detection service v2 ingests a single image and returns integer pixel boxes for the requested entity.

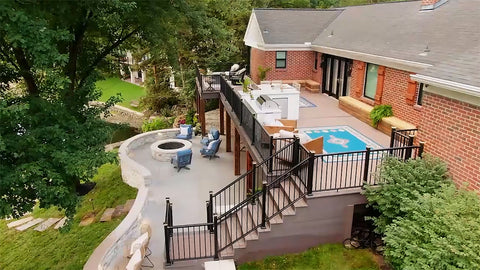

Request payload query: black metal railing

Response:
[220,76,276,159]
[208,138,300,220]
[310,144,424,192]
[390,127,418,148]
[215,156,311,254]
[196,68,222,95]
[165,198,218,265]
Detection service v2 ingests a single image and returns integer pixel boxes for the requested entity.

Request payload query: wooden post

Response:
[219,101,225,135]
[234,128,241,175]
[226,113,232,152]
[200,98,206,136]
[246,151,253,192]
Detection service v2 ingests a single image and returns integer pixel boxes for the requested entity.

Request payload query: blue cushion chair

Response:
[176,124,192,140]
[171,149,192,172]
[201,128,220,146]
[200,139,222,160]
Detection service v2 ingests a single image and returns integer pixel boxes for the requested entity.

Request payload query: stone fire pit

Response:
[151,139,192,162]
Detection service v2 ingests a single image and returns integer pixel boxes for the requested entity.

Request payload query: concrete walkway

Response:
[299,91,390,147]
[129,136,245,268]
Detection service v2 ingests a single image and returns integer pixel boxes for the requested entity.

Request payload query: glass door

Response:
[322,54,352,99]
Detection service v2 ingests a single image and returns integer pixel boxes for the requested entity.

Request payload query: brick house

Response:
[244,0,480,190]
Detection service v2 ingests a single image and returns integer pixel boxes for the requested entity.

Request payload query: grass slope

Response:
[239,244,379,270]
[0,163,137,270]
[96,77,145,111]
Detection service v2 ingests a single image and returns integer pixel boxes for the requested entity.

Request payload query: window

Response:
[314,52,318,70]
[276,51,286,69]
[417,83,424,105]
[364,63,379,99]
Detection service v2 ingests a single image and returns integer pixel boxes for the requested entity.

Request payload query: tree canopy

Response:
[0,0,202,219]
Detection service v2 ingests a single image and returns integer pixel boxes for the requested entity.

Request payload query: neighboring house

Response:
[120,51,147,84]
[244,0,480,190]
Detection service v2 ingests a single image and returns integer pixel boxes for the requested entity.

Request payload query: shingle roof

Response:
[312,0,480,88]
[252,0,480,89]
[254,8,342,44]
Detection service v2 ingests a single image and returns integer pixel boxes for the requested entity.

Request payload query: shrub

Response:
[384,185,480,269]
[141,117,174,132]
[364,155,451,234]
[370,104,393,127]
[185,108,196,125]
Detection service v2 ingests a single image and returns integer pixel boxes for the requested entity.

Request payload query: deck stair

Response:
[167,175,309,265]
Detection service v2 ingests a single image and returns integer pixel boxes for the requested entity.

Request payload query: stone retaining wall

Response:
[84,128,179,270]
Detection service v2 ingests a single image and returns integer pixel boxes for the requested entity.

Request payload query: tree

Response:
[0,0,192,219]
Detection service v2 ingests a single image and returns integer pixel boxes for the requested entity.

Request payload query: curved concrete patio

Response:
[129,135,245,268]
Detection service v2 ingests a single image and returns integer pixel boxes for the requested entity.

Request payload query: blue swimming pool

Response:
[301,126,382,154]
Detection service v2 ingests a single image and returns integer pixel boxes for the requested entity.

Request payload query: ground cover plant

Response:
[0,163,137,270]
[239,243,379,270]
[96,77,146,111]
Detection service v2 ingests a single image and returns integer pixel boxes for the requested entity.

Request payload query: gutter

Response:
[311,45,431,73]
[410,74,480,99]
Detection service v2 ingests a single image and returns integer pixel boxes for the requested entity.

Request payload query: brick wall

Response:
[250,47,265,83]
[381,68,422,126]
[249,48,323,84]
[349,62,421,127]
[263,50,315,81]
[417,93,480,191]
[350,60,366,100]
[311,52,323,86]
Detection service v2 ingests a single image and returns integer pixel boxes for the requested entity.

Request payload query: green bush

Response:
[370,104,393,127]
[364,155,451,234]
[141,117,174,132]
[384,185,480,269]
[185,108,197,125]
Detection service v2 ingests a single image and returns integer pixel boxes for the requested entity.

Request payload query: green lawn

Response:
[239,244,380,270]
[0,163,138,270]
[96,77,146,111]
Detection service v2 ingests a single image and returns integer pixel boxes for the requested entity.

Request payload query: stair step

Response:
[235,207,259,241]
[247,204,271,232]
[225,215,246,249]
[269,188,295,216]
[260,194,283,224]
[218,222,234,258]
[280,179,308,208]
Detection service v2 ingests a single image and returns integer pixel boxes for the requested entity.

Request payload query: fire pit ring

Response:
[151,139,192,162]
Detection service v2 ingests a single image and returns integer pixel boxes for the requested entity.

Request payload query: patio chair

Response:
[127,227,154,269]
[200,139,222,160]
[201,128,220,146]
[229,67,246,85]
[171,149,192,172]
[176,124,192,140]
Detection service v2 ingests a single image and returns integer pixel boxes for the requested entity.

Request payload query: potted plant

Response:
[258,65,271,81]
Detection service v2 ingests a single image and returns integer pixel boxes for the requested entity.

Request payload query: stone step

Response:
[218,222,234,258]
[7,216,33,229]
[54,217,67,229]
[123,199,135,213]
[16,218,44,231]
[79,213,95,226]
[269,188,295,216]
[34,218,60,232]
[100,208,115,222]
[257,196,282,225]
[112,205,124,218]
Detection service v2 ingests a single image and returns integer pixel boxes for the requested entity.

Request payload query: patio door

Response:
[322,54,352,99]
